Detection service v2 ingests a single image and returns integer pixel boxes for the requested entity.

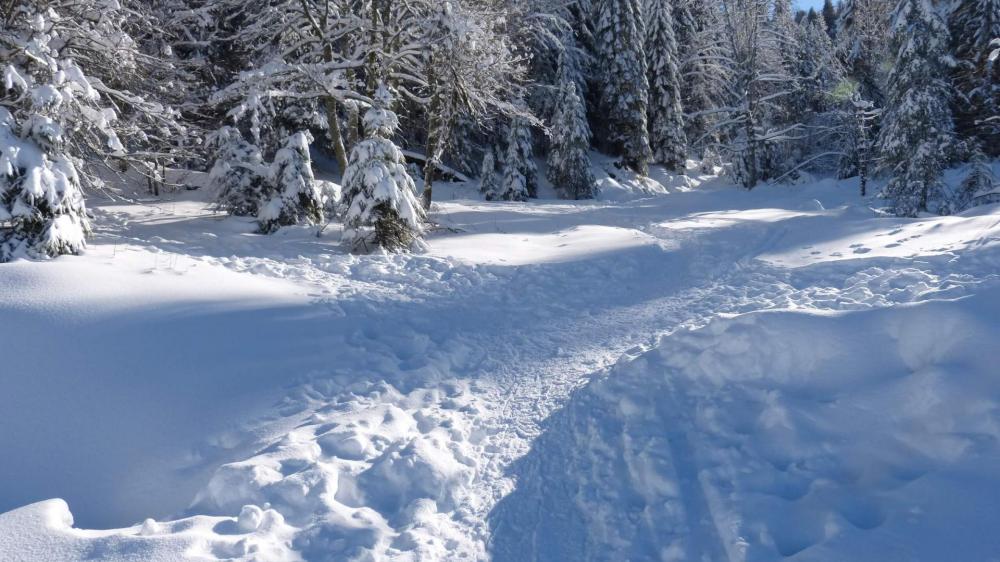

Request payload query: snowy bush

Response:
[258,131,324,234]
[341,88,425,252]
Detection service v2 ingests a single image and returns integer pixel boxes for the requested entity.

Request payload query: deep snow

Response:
[1,162,999,561]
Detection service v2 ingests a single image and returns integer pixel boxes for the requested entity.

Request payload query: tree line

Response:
[0,0,997,258]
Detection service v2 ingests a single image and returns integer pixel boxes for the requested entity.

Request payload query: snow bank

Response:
[491,290,1000,561]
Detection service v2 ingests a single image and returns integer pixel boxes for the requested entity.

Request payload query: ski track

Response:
[7,190,999,560]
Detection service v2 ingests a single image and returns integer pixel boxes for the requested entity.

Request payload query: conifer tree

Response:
[878,0,957,216]
[341,87,425,251]
[548,75,599,199]
[479,149,502,200]
[210,127,268,217]
[646,0,688,171]
[822,0,838,38]
[949,0,1000,152]
[0,111,90,260]
[954,148,997,211]
[257,131,324,233]
[593,0,653,174]
[497,114,537,201]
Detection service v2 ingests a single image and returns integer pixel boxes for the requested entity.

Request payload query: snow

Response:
[2,166,1000,561]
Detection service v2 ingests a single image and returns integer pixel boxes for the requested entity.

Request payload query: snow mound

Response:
[491,291,1000,561]
[0,499,298,562]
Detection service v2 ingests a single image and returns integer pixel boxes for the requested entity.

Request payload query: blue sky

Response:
[794,0,826,11]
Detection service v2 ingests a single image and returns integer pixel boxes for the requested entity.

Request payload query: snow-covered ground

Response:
[2,165,1000,561]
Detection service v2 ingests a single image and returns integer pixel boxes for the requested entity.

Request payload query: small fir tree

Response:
[479,149,502,200]
[547,77,598,199]
[954,148,997,211]
[0,111,90,260]
[210,127,268,217]
[257,131,324,233]
[497,114,536,201]
[341,87,425,251]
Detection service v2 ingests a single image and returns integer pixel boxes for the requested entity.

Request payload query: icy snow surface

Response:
[1,169,999,561]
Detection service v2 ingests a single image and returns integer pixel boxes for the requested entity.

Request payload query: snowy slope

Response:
[1,169,999,561]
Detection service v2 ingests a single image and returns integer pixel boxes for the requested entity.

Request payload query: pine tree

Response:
[822,0,838,38]
[210,127,268,217]
[479,149,502,200]
[954,148,997,211]
[341,87,425,252]
[646,0,688,171]
[878,0,957,216]
[548,76,599,199]
[496,114,537,202]
[0,111,90,260]
[257,131,324,233]
[593,0,653,174]
[949,0,1000,152]
[0,1,186,259]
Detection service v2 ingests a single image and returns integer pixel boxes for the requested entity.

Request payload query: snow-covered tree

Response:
[209,127,268,216]
[673,0,729,153]
[954,148,997,211]
[878,0,957,216]
[479,149,501,199]
[496,113,537,202]
[712,0,799,187]
[837,0,894,107]
[547,75,598,199]
[822,0,838,38]
[341,87,425,252]
[593,0,653,174]
[0,110,90,260]
[258,131,324,233]
[646,0,688,171]
[0,0,184,259]
[949,0,1000,152]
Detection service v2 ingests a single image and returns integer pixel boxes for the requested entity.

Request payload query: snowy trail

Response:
[2,178,1000,560]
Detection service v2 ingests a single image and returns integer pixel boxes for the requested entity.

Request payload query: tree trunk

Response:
[325,97,349,174]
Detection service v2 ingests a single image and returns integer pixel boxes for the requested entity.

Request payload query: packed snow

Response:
[2,164,1000,561]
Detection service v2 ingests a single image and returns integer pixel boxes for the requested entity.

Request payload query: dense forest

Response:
[1,0,998,259]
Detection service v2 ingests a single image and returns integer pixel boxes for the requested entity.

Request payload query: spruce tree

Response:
[0,110,90,260]
[954,148,997,211]
[342,87,425,251]
[878,0,957,216]
[210,127,269,217]
[479,149,502,200]
[822,0,838,38]
[257,131,324,234]
[548,76,599,199]
[646,0,688,171]
[496,115,536,202]
[593,0,653,174]
[949,0,1000,152]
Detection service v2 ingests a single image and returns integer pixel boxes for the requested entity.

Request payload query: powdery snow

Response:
[1,167,999,561]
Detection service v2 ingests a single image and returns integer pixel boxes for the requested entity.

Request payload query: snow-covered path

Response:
[2,176,999,561]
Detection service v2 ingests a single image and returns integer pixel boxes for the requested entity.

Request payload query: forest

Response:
[1,0,997,259]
